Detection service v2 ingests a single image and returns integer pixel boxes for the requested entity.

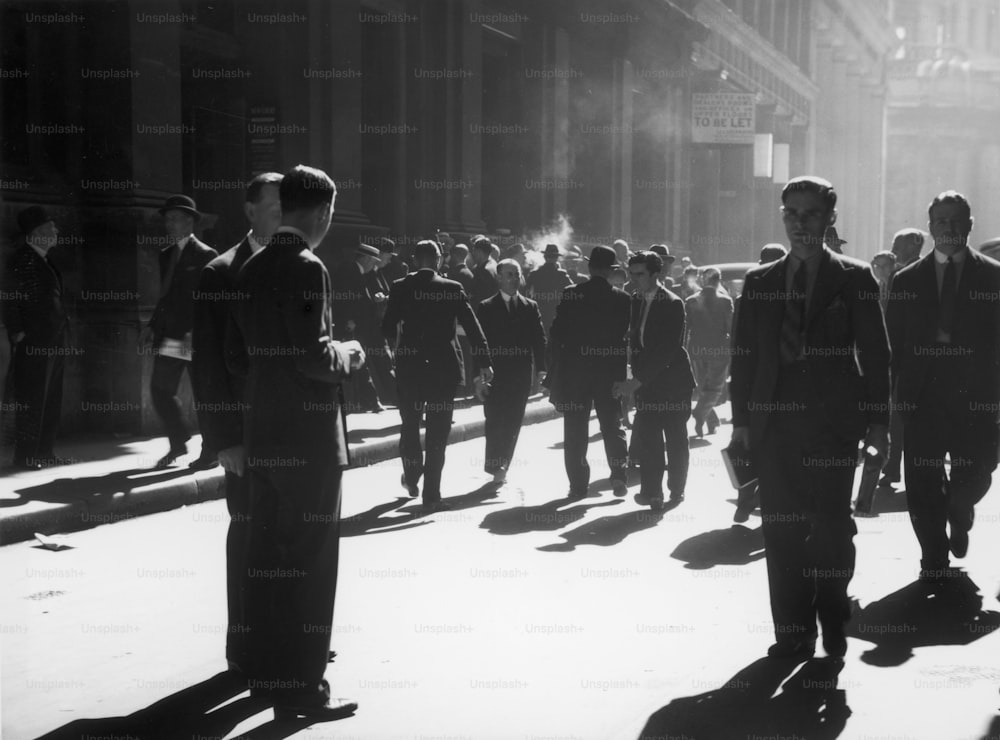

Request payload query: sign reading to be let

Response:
[692,93,756,144]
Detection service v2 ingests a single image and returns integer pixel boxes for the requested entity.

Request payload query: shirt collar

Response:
[171,234,191,252]
[275,226,310,244]
[27,242,49,261]
[501,290,517,302]
[247,230,267,254]
[644,288,658,302]
[934,246,968,264]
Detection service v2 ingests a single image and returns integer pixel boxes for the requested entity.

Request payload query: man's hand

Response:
[731,426,751,451]
[218,445,246,477]
[340,339,366,371]
[863,424,889,462]
[480,367,494,384]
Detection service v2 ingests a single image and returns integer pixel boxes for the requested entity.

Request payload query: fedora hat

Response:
[159,194,201,220]
[17,205,54,236]
[585,245,617,270]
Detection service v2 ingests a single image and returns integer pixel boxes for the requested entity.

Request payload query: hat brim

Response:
[159,206,201,219]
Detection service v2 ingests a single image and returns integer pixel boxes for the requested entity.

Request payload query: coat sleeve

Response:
[529,301,547,371]
[729,282,757,429]
[458,290,492,371]
[285,258,353,384]
[851,267,891,427]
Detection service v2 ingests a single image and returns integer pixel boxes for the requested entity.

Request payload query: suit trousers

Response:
[397,373,456,500]
[364,340,397,407]
[224,469,251,670]
[634,395,691,497]
[903,355,999,569]
[243,461,342,699]
[11,341,64,464]
[691,355,729,425]
[756,363,858,645]
[483,370,531,474]
[150,354,192,451]
[883,385,904,479]
[563,388,628,494]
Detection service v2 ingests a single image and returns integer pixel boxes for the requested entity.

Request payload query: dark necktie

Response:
[161,244,180,295]
[939,257,957,336]
[780,261,807,364]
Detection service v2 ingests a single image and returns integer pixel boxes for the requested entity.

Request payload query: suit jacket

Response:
[191,237,254,453]
[330,259,378,341]
[886,248,1000,422]
[381,268,491,388]
[226,231,353,466]
[470,259,499,305]
[2,244,68,347]
[473,292,546,383]
[630,287,695,402]
[548,275,631,403]
[445,263,475,295]
[527,262,573,330]
[685,287,734,354]
[150,235,217,342]
[730,247,891,447]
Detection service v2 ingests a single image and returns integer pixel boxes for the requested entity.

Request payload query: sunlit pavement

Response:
[4,414,1000,740]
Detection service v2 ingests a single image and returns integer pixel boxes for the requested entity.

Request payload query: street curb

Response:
[1,401,560,545]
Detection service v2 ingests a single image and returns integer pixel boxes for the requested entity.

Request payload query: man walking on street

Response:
[886,191,1000,582]
[382,239,493,509]
[549,245,631,499]
[730,176,890,659]
[474,259,546,485]
[686,266,733,437]
[140,194,217,469]
[527,243,573,337]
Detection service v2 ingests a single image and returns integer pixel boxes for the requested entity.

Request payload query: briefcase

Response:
[721,441,757,489]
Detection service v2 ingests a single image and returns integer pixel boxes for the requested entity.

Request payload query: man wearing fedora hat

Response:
[526,243,573,336]
[139,194,217,469]
[2,206,69,469]
[548,244,631,498]
[332,241,393,412]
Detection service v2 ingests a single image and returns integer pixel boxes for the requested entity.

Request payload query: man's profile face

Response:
[29,220,59,251]
[628,263,657,293]
[781,190,834,253]
[497,263,521,294]
[928,201,972,253]
[247,183,282,239]
[891,235,920,265]
[164,210,195,242]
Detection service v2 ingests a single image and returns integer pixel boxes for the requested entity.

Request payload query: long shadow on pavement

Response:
[480,494,621,536]
[2,467,197,512]
[342,483,502,536]
[670,525,766,569]
[33,671,289,740]
[639,656,850,740]
[848,573,1000,667]
[536,499,669,551]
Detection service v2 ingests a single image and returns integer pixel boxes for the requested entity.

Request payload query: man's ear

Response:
[828,209,838,227]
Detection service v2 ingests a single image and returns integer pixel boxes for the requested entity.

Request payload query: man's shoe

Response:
[422,498,451,512]
[568,488,587,500]
[766,639,816,660]
[492,467,507,485]
[694,420,705,438]
[649,496,664,511]
[274,697,357,722]
[189,455,219,471]
[611,479,628,497]
[949,527,969,559]
[400,474,419,498]
[154,446,187,470]
[707,419,718,435]
[821,626,848,658]
[669,491,685,503]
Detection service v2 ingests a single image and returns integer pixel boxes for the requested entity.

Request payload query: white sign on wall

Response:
[691,93,756,144]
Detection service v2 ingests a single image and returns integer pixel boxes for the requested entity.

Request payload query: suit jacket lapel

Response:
[916,253,939,341]
[805,249,849,329]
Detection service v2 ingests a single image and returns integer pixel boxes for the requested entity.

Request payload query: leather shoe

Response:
[400,474,419,498]
[611,478,628,497]
[189,455,219,471]
[669,491,685,503]
[568,488,587,500]
[949,526,969,559]
[154,446,187,470]
[422,499,451,512]
[274,696,357,722]
[694,420,705,438]
[648,496,664,511]
[821,626,848,658]
[766,639,816,660]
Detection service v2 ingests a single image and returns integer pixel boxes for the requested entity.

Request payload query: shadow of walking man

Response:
[847,573,1000,667]
[638,657,851,740]
[670,525,766,569]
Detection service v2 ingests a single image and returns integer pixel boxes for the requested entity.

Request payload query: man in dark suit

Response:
[382,239,492,508]
[474,259,546,485]
[226,165,364,721]
[614,251,694,509]
[549,244,631,498]
[469,235,499,305]
[332,242,387,413]
[191,171,282,675]
[445,243,475,294]
[730,176,890,659]
[527,243,573,336]
[364,238,398,407]
[2,206,69,469]
[139,194,218,469]
[886,191,1000,582]
[686,266,734,437]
